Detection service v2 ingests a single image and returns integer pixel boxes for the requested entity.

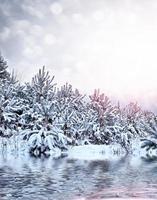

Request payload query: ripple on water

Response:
[0,155,157,200]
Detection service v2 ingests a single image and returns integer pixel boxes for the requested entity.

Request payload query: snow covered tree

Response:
[142,111,157,136]
[17,66,57,134]
[123,102,143,134]
[88,89,118,145]
[55,83,86,144]
[1,53,157,157]
[32,66,56,102]
[113,102,147,153]
[0,81,22,138]
[140,111,157,159]
[18,84,72,157]
[0,53,10,81]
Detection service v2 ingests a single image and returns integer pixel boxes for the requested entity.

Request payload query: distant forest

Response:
[0,53,156,158]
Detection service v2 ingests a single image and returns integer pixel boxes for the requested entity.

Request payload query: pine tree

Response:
[140,112,157,159]
[32,66,56,102]
[56,83,86,143]
[89,89,118,145]
[0,53,10,81]
[114,102,146,153]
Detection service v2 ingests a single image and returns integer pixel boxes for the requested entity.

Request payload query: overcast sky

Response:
[1,0,157,110]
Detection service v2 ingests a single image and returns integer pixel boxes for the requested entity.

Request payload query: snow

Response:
[67,144,126,161]
[0,64,157,159]
[67,139,157,161]
[0,136,155,161]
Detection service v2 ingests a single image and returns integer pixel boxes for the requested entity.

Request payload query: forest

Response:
[0,53,156,158]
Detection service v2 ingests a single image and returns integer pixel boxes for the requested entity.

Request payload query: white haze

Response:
[0,0,157,110]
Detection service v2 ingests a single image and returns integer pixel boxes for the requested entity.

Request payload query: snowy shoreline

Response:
[0,62,157,160]
[0,137,154,161]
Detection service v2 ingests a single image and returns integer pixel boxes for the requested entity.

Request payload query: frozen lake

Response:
[0,153,157,200]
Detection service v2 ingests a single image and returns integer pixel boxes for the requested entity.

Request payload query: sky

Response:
[0,0,157,110]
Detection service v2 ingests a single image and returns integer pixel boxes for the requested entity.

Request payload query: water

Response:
[0,154,157,200]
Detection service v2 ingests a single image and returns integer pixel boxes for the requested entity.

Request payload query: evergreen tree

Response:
[140,112,157,159]
[0,53,10,81]
[89,89,118,145]
[32,66,56,102]
[55,83,86,144]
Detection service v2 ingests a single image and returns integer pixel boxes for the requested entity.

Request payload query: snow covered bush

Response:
[21,127,72,157]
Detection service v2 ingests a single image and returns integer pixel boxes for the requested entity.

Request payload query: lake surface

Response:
[0,153,157,200]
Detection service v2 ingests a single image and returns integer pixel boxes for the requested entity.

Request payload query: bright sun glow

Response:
[66,22,157,102]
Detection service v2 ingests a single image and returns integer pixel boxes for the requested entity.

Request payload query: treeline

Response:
[0,53,156,157]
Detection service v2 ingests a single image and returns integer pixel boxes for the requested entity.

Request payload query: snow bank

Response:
[67,144,126,161]
[67,139,154,161]
[0,136,154,161]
